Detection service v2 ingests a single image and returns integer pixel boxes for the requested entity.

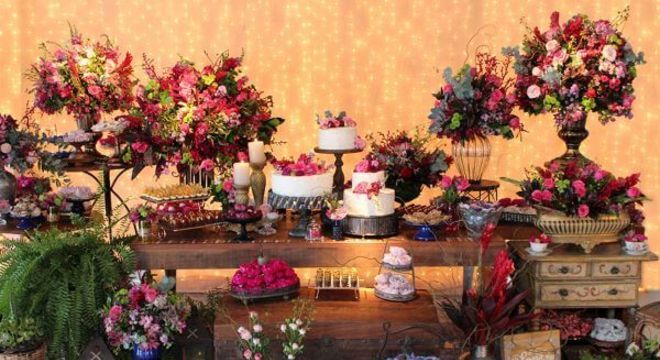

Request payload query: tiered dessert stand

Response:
[375,246,417,302]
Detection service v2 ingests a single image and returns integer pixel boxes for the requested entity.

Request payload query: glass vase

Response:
[471,345,494,360]
[331,220,344,240]
[137,220,152,239]
[132,345,162,360]
[452,135,491,184]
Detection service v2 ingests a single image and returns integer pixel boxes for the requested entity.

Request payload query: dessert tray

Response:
[141,184,209,204]
[310,268,361,299]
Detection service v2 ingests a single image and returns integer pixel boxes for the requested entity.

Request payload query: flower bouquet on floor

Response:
[504,7,645,164]
[429,53,523,183]
[504,159,647,253]
[365,128,451,205]
[101,276,189,359]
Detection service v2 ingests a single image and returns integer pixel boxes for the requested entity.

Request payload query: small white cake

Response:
[318,127,358,150]
[351,171,385,189]
[271,172,333,198]
[343,188,395,216]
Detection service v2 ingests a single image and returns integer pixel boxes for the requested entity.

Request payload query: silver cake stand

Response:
[267,190,330,238]
[343,213,399,238]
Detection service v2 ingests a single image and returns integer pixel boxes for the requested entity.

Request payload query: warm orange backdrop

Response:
[0,0,658,286]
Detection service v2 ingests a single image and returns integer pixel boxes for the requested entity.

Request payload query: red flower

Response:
[400,167,413,178]
[131,142,149,154]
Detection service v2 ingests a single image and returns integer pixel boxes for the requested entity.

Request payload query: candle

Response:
[233,162,251,186]
[248,140,266,164]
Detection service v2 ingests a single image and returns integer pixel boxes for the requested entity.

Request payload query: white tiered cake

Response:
[343,170,395,217]
[271,172,333,197]
[318,127,358,150]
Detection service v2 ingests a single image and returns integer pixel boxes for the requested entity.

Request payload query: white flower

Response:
[287,355,295,360]
[531,67,542,77]
[289,323,298,331]
[295,319,303,326]
[237,327,252,341]
[0,143,11,154]
[249,311,258,320]
[299,329,306,336]
[526,85,541,99]
[253,324,263,333]
[292,343,299,350]
[602,44,618,62]
[625,343,640,356]
[280,324,287,333]
[545,40,560,52]
[252,338,260,345]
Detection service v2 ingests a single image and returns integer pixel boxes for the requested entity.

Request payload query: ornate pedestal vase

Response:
[452,135,491,184]
[552,118,592,165]
[0,168,16,204]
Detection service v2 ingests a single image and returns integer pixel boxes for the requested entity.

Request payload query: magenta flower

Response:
[577,204,590,218]
[572,180,586,198]
[626,187,641,198]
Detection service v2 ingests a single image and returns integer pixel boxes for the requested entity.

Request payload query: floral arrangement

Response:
[366,129,452,203]
[16,175,51,197]
[28,26,135,127]
[237,312,269,360]
[271,153,331,176]
[128,204,159,224]
[503,8,645,126]
[325,198,348,221]
[316,110,356,129]
[211,178,235,210]
[429,53,522,142]
[507,160,646,228]
[436,175,470,207]
[530,233,552,244]
[0,114,41,173]
[354,154,386,173]
[102,278,189,353]
[622,339,660,360]
[223,204,263,221]
[352,181,383,200]
[279,299,313,360]
[231,257,299,294]
[131,54,284,177]
[623,230,647,243]
[37,192,65,211]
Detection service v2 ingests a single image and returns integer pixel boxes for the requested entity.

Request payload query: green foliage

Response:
[0,316,44,353]
[0,221,136,358]
[579,339,660,360]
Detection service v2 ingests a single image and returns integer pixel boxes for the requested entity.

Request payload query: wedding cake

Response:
[317,110,360,151]
[343,157,395,217]
[270,154,333,197]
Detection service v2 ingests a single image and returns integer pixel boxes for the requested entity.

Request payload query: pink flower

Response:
[141,284,159,303]
[455,177,470,191]
[542,177,555,189]
[440,175,453,189]
[237,152,249,162]
[88,85,103,99]
[531,189,553,203]
[577,204,590,218]
[354,160,370,173]
[131,142,149,154]
[526,85,541,99]
[509,117,521,130]
[627,187,641,198]
[572,180,586,198]
[354,135,366,150]
[108,305,123,321]
[243,349,252,359]
[222,180,233,192]
[593,169,607,181]
[200,159,214,172]
[442,83,453,94]
[254,353,262,360]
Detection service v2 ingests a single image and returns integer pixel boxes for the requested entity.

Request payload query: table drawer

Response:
[592,261,639,278]
[538,262,588,278]
[539,282,637,303]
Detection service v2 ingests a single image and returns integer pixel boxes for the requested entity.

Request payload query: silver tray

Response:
[343,214,399,238]
[230,283,300,304]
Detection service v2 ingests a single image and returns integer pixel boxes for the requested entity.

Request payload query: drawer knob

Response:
[559,288,569,297]
[610,267,620,275]
[559,266,570,274]
[608,288,618,296]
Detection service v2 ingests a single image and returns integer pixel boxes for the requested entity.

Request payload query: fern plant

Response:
[0,219,135,358]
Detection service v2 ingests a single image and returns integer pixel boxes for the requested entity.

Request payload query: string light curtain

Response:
[0,0,658,287]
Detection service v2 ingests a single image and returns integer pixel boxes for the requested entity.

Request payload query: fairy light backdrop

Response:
[0,0,658,288]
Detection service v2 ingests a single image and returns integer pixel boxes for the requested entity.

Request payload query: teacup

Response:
[624,241,648,253]
[530,242,548,253]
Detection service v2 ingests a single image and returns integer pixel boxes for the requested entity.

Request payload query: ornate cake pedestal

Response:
[314,147,362,200]
[267,191,329,238]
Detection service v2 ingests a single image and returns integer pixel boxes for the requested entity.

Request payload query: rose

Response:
[88,84,103,99]
[455,177,470,191]
[602,44,617,62]
[526,85,541,99]
[131,141,149,154]
[531,189,553,202]
[509,117,521,130]
[627,187,641,198]
[253,324,263,333]
[532,67,542,77]
[545,40,560,52]
[0,143,11,154]
[440,175,453,189]
[543,177,555,189]
[354,135,366,150]
[572,180,586,198]
[200,159,214,172]
[243,349,252,359]
[237,152,249,162]
[577,204,590,218]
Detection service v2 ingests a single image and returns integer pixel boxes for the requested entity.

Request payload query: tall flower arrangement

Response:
[429,53,522,142]
[0,114,41,174]
[504,8,645,126]
[27,26,135,128]
[366,129,452,204]
[131,54,284,177]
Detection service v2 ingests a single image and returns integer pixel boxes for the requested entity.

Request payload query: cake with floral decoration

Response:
[231,256,300,295]
[343,156,395,217]
[317,110,363,150]
[270,154,333,197]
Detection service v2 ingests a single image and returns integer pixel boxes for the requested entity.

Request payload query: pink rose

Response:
[594,169,607,181]
[509,117,521,130]
[531,189,553,203]
[354,135,366,150]
[200,159,214,172]
[108,305,123,321]
[440,175,453,189]
[572,180,586,198]
[254,353,262,360]
[526,85,541,99]
[577,204,590,218]
[237,152,249,162]
[131,142,149,154]
[222,180,233,192]
[455,177,470,192]
[88,85,103,99]
[542,177,555,189]
[442,83,453,94]
[141,284,158,303]
[627,187,641,198]
[243,349,252,359]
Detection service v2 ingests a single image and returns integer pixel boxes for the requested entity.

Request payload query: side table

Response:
[463,180,499,202]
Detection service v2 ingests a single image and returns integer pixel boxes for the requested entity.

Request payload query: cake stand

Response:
[267,190,329,238]
[224,216,262,242]
[343,214,399,238]
[314,147,362,199]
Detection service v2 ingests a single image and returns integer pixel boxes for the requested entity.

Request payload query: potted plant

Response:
[0,316,45,360]
[101,275,189,360]
[129,204,159,238]
[365,128,451,205]
[529,233,552,253]
[0,220,135,358]
[429,53,523,183]
[504,7,644,164]
[623,230,648,254]
[504,160,647,253]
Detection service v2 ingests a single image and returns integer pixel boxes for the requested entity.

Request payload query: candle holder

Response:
[250,162,266,206]
[234,183,250,205]
[314,147,362,200]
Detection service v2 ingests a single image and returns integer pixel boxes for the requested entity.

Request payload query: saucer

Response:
[623,248,648,256]
[525,247,552,257]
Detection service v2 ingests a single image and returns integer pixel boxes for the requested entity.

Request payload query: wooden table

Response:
[214,288,461,360]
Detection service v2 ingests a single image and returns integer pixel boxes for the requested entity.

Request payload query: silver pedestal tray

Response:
[343,214,399,238]
[267,190,330,238]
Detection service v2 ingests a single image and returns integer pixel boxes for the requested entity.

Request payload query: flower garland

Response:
[28,26,135,126]
[429,53,522,142]
[504,7,645,126]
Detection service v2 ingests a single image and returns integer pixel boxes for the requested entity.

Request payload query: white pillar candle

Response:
[248,140,266,164]
[233,162,251,186]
